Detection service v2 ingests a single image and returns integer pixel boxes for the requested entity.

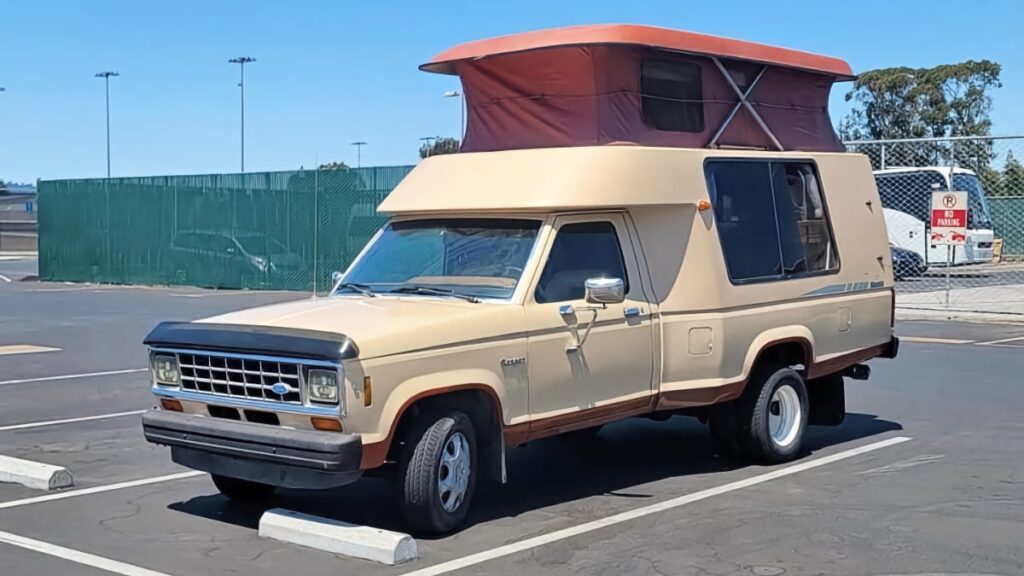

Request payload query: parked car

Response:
[141,25,898,534]
[891,244,927,280]
[167,230,308,288]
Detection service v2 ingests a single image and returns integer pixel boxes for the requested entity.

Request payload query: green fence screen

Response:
[989,196,1024,258]
[38,166,415,291]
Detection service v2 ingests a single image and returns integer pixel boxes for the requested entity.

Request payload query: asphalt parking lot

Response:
[1,256,1023,576]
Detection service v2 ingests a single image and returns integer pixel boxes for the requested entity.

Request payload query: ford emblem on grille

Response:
[270,382,290,395]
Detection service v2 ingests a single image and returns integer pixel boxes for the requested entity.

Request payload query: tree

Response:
[419,137,460,159]
[842,60,1001,141]
[1002,151,1024,197]
[318,161,350,171]
[841,61,1002,173]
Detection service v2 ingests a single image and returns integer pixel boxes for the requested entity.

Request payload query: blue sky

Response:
[2,0,1021,183]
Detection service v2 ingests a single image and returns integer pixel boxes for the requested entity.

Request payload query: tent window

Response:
[641,59,704,133]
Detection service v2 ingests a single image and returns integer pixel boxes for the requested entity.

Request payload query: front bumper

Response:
[142,410,363,489]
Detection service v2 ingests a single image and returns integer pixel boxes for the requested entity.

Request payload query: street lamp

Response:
[444,90,464,141]
[351,141,367,168]
[95,72,119,178]
[229,56,256,172]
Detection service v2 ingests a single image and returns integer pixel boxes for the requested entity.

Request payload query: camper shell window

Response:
[706,159,840,283]
[641,59,704,133]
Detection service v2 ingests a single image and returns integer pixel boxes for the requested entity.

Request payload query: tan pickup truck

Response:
[142,25,899,533]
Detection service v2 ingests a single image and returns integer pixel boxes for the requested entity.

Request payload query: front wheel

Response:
[400,411,477,534]
[211,474,276,502]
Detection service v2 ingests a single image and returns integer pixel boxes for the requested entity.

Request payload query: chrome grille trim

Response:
[149,347,341,407]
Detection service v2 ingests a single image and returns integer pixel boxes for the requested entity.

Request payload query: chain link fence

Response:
[37,166,414,292]
[845,135,1024,317]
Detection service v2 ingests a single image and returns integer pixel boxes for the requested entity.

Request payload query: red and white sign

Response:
[930,191,968,245]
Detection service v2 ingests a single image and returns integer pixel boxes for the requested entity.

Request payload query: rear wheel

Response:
[400,411,477,534]
[211,474,276,502]
[736,367,809,463]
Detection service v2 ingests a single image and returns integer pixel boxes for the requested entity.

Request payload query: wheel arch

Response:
[360,376,506,471]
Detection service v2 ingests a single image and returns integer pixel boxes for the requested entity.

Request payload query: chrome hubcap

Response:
[768,384,802,448]
[438,432,471,513]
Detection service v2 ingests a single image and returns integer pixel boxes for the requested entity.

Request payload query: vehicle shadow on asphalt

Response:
[168,412,901,538]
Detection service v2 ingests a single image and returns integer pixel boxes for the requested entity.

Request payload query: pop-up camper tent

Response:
[421,24,855,153]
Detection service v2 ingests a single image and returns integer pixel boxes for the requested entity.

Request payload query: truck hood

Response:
[197,296,524,360]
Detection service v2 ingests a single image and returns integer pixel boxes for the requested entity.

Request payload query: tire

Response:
[211,474,276,502]
[736,367,809,464]
[401,411,477,534]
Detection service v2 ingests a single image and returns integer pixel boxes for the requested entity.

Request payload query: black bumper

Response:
[142,410,363,489]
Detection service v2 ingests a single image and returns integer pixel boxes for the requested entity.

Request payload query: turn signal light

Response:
[698,199,712,211]
[311,417,343,432]
[363,376,372,407]
[160,398,183,412]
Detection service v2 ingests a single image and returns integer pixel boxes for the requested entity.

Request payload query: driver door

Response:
[524,214,655,424]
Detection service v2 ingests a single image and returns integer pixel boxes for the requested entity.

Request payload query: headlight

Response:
[307,369,339,404]
[151,354,180,386]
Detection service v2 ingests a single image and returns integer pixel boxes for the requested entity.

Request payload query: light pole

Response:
[229,56,256,172]
[351,141,367,168]
[444,90,464,141]
[95,72,119,178]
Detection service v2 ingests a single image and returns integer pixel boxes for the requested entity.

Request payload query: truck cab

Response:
[142,24,898,534]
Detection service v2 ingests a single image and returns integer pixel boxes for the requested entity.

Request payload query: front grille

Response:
[177,351,302,404]
[977,242,993,249]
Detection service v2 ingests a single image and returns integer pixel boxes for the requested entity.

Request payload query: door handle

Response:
[624,307,642,318]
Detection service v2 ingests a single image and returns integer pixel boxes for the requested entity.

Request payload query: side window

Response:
[535,222,629,304]
[707,160,839,282]
[707,162,782,280]
[641,59,704,133]
[772,163,839,274]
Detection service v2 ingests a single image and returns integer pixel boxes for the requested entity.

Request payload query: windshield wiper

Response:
[390,285,480,303]
[335,282,377,297]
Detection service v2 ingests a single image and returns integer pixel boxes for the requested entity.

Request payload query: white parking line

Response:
[0,410,146,432]
[0,529,175,576]
[899,336,974,345]
[975,336,1024,348]
[402,436,913,576]
[0,274,11,283]
[0,470,204,511]
[0,344,61,356]
[0,368,147,387]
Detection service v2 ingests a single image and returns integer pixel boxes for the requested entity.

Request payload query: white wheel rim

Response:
[768,384,802,448]
[438,431,471,513]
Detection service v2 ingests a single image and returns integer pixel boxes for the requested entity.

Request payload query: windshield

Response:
[236,235,290,255]
[339,218,541,300]
[951,174,993,229]
[875,170,993,230]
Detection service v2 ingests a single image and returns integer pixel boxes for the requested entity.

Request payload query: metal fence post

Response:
[313,165,319,296]
[945,139,956,308]
[880,143,887,170]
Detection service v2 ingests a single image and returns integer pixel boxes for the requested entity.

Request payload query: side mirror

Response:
[585,277,625,305]
[331,271,344,284]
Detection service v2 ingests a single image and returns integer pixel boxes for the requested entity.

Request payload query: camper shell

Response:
[142,25,898,534]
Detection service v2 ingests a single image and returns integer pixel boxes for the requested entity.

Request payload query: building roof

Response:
[421,24,854,80]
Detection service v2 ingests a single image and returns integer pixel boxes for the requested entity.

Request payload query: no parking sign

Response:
[930,191,968,245]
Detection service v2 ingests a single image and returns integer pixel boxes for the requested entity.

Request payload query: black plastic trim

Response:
[143,321,358,361]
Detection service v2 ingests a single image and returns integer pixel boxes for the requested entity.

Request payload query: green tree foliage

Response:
[318,161,350,171]
[1000,151,1024,197]
[419,137,460,159]
[842,60,1001,141]
[841,61,1002,175]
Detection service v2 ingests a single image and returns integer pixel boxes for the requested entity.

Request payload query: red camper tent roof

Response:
[421,25,854,153]
[422,24,854,80]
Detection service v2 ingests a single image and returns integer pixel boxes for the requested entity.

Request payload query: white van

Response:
[875,167,995,265]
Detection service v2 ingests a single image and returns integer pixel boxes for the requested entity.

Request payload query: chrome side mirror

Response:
[585,277,625,305]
